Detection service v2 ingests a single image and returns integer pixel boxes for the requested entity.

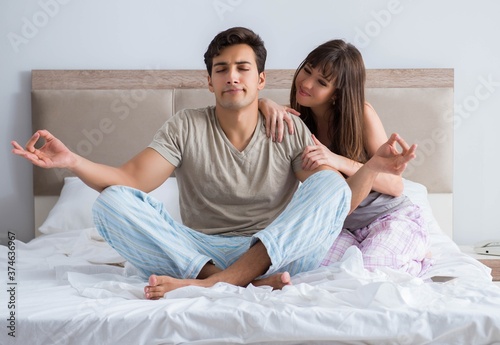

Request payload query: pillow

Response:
[39,177,182,234]
[39,177,99,234]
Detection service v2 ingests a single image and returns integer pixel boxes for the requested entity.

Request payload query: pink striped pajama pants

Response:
[320,204,432,276]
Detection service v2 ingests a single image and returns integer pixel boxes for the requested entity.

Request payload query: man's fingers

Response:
[12,140,39,160]
[26,129,55,151]
[25,132,42,153]
[11,140,23,151]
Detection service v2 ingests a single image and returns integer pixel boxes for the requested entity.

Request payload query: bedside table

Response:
[459,245,500,282]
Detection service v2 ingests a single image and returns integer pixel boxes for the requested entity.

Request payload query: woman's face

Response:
[295,63,336,115]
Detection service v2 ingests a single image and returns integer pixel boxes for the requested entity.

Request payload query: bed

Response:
[1,68,500,345]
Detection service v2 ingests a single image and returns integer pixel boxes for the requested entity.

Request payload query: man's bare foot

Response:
[144,274,213,300]
[144,271,292,299]
[252,272,292,290]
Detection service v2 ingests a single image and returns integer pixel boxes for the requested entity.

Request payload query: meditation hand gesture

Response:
[365,133,417,176]
[11,130,76,169]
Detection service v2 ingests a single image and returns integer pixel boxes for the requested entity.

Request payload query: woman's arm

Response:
[361,103,404,196]
[258,98,300,142]
[301,103,404,197]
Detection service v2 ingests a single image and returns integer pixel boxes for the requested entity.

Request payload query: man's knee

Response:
[99,184,134,199]
[307,170,351,199]
[92,185,153,241]
[314,170,351,221]
[92,185,140,220]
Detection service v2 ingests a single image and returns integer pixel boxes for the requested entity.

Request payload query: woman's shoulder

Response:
[363,102,384,127]
[364,102,378,117]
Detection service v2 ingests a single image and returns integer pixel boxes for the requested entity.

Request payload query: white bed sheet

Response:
[1,214,500,345]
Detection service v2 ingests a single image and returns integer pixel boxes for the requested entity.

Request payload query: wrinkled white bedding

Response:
[1,217,500,345]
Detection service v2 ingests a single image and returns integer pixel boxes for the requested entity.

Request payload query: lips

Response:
[297,87,310,97]
[223,88,244,94]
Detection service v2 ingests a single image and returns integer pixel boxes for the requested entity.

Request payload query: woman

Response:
[259,39,431,276]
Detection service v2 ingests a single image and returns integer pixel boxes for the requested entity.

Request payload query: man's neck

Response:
[215,103,259,152]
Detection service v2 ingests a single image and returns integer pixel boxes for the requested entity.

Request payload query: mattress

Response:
[1,183,500,345]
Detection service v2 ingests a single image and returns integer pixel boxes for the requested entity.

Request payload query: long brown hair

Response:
[290,39,368,163]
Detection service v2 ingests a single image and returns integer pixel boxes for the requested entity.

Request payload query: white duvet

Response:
[1,219,500,345]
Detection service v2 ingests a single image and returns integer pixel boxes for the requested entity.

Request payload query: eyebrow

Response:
[213,61,253,68]
[305,63,332,81]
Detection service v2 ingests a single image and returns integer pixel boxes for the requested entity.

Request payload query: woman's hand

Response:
[11,129,76,169]
[365,133,417,175]
[301,135,340,171]
[258,98,300,142]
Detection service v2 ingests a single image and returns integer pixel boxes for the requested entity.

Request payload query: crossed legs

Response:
[93,170,350,299]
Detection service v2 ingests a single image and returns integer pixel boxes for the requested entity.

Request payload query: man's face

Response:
[208,44,265,111]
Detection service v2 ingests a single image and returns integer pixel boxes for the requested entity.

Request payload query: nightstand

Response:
[459,245,500,282]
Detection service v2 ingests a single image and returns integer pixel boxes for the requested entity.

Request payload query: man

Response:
[12,27,416,299]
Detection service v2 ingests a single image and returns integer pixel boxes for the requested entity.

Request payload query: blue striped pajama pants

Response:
[92,170,351,279]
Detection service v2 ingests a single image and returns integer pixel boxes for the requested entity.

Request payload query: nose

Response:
[226,68,239,85]
[301,76,314,89]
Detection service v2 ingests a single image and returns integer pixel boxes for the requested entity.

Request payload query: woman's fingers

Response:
[285,107,301,116]
[302,146,325,170]
[275,113,284,142]
[283,109,296,135]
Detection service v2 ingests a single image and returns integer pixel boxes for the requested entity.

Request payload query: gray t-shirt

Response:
[149,106,313,236]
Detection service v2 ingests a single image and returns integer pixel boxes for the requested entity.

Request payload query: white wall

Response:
[2,0,499,245]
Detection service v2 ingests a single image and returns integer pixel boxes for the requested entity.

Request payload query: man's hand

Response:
[365,133,417,175]
[11,129,76,169]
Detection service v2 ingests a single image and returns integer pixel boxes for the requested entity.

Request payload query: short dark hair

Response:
[204,27,267,76]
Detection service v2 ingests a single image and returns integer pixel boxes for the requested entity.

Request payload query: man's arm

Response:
[11,129,175,193]
[71,147,175,193]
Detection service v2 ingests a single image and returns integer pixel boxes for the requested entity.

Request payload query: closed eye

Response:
[303,66,328,86]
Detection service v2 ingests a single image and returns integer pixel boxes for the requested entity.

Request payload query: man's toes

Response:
[149,274,158,286]
[281,272,291,285]
[145,286,165,300]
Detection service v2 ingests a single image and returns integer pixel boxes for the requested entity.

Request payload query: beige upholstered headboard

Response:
[31,69,454,235]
